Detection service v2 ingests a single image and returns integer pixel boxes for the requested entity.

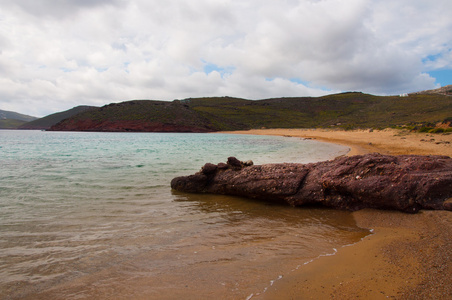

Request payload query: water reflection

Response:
[172,190,367,236]
[2,190,370,300]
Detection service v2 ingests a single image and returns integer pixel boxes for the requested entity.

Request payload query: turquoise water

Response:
[0,130,368,299]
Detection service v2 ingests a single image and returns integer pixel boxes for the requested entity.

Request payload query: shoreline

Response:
[223,128,452,299]
[261,209,451,299]
[222,128,452,157]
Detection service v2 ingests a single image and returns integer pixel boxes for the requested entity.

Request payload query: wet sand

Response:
[224,128,452,299]
[261,209,452,299]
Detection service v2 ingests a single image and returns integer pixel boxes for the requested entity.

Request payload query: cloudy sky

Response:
[1,0,451,117]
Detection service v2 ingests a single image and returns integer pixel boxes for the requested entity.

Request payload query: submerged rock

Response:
[171,154,452,213]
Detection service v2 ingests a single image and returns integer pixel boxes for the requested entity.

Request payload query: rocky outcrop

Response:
[171,154,452,213]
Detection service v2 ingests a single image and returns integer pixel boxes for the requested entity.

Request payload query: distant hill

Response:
[410,84,452,96]
[0,109,37,121]
[0,109,38,129]
[19,106,97,130]
[49,100,217,132]
[0,119,29,129]
[49,93,452,132]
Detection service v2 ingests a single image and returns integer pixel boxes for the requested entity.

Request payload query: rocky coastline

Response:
[171,154,452,213]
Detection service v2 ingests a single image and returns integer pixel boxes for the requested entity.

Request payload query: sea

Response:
[0,130,370,299]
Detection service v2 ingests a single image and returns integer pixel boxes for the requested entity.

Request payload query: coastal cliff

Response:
[171,154,452,213]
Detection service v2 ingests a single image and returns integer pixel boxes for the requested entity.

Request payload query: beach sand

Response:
[223,129,452,299]
[224,128,452,157]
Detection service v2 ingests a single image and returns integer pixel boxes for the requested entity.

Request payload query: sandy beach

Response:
[224,128,452,157]
[224,128,452,299]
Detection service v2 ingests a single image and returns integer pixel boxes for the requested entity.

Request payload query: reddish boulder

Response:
[171,154,452,213]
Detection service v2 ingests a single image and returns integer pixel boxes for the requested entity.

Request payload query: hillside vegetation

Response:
[48,92,452,132]
[0,109,37,122]
[410,84,452,96]
[0,109,37,129]
[0,119,29,129]
[19,106,96,130]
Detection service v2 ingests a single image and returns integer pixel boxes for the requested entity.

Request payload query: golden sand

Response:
[223,128,452,299]
[223,128,452,157]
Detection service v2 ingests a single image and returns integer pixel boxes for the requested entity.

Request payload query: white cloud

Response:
[0,0,451,116]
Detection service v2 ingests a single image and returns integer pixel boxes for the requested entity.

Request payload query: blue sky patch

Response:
[422,53,442,64]
[428,69,452,86]
[203,62,235,78]
[289,78,310,85]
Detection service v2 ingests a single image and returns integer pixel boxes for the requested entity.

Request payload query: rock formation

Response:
[171,154,452,213]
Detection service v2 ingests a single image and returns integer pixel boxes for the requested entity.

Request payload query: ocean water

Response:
[0,130,369,299]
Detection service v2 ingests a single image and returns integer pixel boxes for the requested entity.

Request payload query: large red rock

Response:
[171,154,452,213]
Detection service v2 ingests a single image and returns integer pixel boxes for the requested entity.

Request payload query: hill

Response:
[49,93,452,132]
[410,84,452,96]
[0,119,29,129]
[0,109,37,122]
[49,100,218,132]
[0,109,37,129]
[19,106,97,130]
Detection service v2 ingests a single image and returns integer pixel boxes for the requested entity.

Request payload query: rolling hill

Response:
[19,106,97,130]
[0,109,37,129]
[410,84,452,96]
[48,92,452,132]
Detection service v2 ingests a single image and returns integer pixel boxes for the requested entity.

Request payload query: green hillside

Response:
[49,100,217,132]
[0,109,37,122]
[187,93,452,130]
[0,119,28,129]
[0,109,37,129]
[19,106,97,130]
[49,92,452,132]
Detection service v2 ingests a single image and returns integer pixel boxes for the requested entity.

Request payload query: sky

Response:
[0,0,451,117]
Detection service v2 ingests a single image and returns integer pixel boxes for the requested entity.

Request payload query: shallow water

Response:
[0,130,368,299]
